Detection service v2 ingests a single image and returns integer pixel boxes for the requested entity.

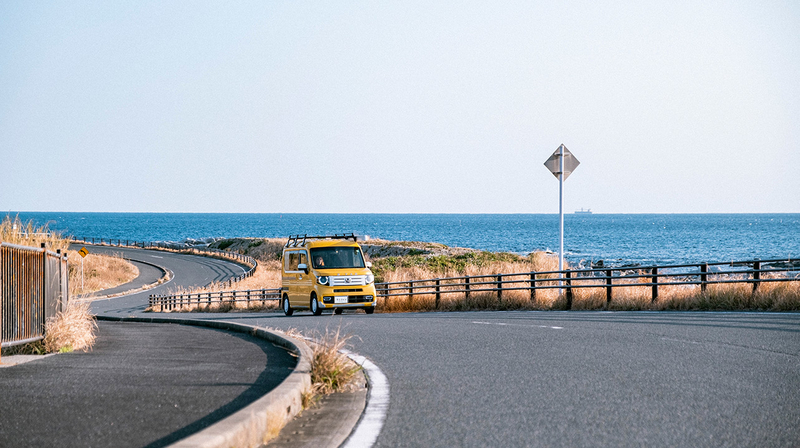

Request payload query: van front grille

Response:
[330,275,366,286]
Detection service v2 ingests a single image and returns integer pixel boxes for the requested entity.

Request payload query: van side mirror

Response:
[365,261,372,268]
[298,263,308,274]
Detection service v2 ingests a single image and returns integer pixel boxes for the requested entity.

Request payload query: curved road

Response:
[71,245,248,316]
[1,245,291,447]
[94,248,800,447]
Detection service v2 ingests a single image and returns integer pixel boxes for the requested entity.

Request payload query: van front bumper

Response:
[321,295,374,307]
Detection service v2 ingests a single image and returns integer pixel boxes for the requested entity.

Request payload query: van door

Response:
[296,251,313,307]
[283,250,296,305]
[285,250,312,308]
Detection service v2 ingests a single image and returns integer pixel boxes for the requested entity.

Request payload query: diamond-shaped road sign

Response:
[543,144,580,181]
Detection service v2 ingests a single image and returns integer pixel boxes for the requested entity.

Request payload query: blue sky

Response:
[1,1,798,213]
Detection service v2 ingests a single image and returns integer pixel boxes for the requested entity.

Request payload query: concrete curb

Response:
[96,316,313,448]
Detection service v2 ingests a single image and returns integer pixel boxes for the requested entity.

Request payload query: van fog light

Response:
[323,296,334,303]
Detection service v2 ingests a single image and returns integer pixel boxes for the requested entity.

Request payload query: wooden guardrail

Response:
[149,288,281,311]
[374,258,799,310]
[146,257,799,313]
[1,243,69,356]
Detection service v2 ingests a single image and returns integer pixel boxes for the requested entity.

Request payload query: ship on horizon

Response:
[575,208,592,214]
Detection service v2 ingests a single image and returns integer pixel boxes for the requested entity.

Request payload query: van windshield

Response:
[311,247,365,269]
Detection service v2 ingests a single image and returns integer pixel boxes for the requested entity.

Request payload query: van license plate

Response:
[335,296,348,304]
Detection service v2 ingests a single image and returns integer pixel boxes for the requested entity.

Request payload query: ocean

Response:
[7,212,799,268]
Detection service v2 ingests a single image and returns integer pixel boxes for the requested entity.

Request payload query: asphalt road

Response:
[84,247,800,447]
[1,245,292,447]
[0,321,295,447]
[205,311,800,448]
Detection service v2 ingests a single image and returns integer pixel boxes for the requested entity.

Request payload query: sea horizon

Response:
[6,212,798,268]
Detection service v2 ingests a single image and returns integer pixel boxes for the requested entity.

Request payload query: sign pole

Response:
[543,144,580,289]
[559,144,564,274]
[78,246,89,292]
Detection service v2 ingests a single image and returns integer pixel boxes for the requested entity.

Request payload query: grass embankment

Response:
[565,276,800,311]
[158,237,562,313]
[0,216,137,355]
[68,251,139,297]
[153,236,800,313]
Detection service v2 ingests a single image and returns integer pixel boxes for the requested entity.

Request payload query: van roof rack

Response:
[285,233,358,247]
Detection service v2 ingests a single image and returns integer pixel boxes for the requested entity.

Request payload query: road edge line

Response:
[340,351,390,448]
[96,316,312,448]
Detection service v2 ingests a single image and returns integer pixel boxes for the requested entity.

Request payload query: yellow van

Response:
[280,234,377,316]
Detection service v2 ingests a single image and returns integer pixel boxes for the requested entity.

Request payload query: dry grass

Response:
[279,326,362,410]
[308,326,362,395]
[0,215,69,252]
[2,215,140,298]
[377,251,564,312]
[43,301,98,353]
[69,250,139,297]
[378,259,800,312]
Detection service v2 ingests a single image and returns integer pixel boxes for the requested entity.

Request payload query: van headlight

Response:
[365,273,374,284]
[317,276,329,285]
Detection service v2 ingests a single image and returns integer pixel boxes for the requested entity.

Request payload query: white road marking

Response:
[341,351,390,448]
[150,255,163,259]
[472,321,563,330]
[661,337,702,345]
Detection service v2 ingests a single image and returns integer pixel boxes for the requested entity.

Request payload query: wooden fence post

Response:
[651,267,659,302]
[530,273,536,303]
[434,279,441,309]
[606,269,613,305]
[752,260,761,292]
[496,274,503,300]
[565,270,573,310]
[465,276,471,301]
[700,263,708,293]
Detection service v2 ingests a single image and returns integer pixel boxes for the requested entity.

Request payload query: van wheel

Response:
[282,294,293,316]
[364,306,375,314]
[311,293,322,316]
[334,308,343,315]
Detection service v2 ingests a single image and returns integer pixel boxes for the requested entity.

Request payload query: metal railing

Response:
[1,243,69,352]
[374,258,800,309]
[149,288,281,311]
[70,236,258,284]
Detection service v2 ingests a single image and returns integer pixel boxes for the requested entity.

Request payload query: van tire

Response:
[282,294,293,316]
[364,306,375,314]
[311,293,322,316]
